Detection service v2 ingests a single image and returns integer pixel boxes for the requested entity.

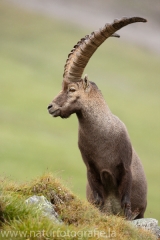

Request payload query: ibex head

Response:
[48,17,147,119]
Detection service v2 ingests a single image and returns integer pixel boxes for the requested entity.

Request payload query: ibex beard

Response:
[48,17,147,220]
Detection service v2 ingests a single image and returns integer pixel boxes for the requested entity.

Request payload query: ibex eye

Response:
[69,87,76,92]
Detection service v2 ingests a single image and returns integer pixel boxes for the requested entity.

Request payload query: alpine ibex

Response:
[48,17,147,220]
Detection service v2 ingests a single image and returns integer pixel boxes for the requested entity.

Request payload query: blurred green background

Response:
[0,1,160,221]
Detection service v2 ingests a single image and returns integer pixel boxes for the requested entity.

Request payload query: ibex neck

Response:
[77,98,111,135]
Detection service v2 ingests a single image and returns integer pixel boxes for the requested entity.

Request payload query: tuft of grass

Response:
[0,173,156,240]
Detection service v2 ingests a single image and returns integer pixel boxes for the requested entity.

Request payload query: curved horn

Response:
[63,17,147,82]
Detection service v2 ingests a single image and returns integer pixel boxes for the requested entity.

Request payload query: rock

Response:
[131,218,160,239]
[25,195,62,224]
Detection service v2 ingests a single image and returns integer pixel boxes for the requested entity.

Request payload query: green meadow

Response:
[0,1,160,223]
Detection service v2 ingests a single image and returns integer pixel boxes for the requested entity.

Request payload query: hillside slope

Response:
[0,173,156,240]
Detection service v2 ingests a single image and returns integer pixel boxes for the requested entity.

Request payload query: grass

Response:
[0,173,156,239]
[0,0,160,224]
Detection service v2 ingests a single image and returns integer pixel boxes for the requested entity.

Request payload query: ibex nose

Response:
[47,104,53,110]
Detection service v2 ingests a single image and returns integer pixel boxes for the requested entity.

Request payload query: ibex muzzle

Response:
[48,17,147,220]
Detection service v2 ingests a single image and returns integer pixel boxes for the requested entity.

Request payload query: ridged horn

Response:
[63,17,147,82]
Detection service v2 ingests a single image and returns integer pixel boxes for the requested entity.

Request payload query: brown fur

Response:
[48,77,147,220]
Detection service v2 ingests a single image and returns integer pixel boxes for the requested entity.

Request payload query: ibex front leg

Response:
[86,168,104,207]
[117,163,132,220]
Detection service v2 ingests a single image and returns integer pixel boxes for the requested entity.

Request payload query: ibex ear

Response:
[82,74,90,92]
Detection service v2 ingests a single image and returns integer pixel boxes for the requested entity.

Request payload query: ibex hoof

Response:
[93,193,104,207]
[121,199,132,220]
